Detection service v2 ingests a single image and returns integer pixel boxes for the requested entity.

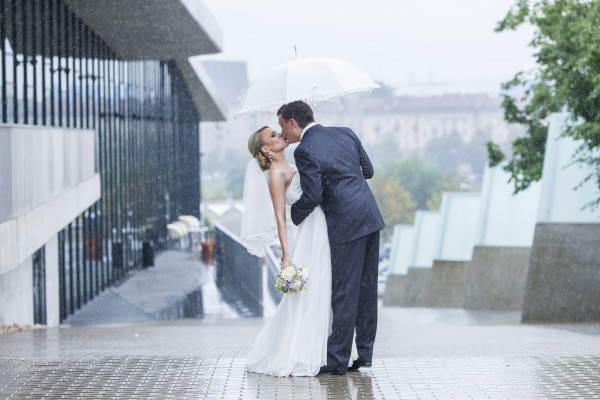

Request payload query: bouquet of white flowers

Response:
[275,264,308,294]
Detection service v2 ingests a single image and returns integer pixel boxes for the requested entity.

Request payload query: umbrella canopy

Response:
[235,57,379,117]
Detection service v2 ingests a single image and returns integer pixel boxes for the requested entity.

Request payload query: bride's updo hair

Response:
[248,126,272,171]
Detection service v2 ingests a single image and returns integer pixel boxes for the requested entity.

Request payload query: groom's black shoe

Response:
[318,366,346,376]
[347,359,372,371]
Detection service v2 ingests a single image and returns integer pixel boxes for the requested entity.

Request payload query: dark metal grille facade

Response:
[0,0,201,322]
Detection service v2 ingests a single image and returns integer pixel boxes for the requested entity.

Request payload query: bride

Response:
[240,125,332,377]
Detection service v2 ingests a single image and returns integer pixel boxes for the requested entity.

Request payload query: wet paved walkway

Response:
[2,306,600,399]
[2,251,600,399]
[64,251,210,326]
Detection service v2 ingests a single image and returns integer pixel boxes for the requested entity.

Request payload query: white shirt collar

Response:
[300,122,317,141]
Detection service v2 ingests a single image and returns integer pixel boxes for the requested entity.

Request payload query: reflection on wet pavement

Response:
[1,308,600,398]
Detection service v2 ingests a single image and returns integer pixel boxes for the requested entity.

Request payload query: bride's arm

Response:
[268,169,292,267]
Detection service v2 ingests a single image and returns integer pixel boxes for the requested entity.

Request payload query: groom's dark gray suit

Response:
[291,123,384,373]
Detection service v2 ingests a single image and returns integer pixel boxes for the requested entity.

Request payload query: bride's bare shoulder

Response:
[267,166,286,186]
[269,163,295,189]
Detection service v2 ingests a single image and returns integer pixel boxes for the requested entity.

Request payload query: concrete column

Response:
[0,257,33,326]
[45,235,60,327]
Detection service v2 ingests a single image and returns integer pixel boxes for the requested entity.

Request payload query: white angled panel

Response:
[476,165,540,246]
[389,225,416,275]
[412,211,441,268]
[538,113,600,223]
[437,192,480,261]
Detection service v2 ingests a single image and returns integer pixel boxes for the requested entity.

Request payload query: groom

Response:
[278,101,385,375]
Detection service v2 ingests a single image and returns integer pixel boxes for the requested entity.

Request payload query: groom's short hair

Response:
[277,101,314,129]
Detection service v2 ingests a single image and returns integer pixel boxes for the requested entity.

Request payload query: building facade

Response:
[201,91,520,173]
[0,0,224,326]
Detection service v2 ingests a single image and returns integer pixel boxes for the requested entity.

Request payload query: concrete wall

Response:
[0,125,100,326]
[0,125,96,223]
[428,260,469,308]
[0,235,61,326]
[389,247,531,311]
[0,125,100,276]
[465,246,530,311]
[0,257,33,325]
[0,175,100,275]
[382,274,408,306]
[402,267,432,307]
[522,224,600,323]
[385,262,469,309]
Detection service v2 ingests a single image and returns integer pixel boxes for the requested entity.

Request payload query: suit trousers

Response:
[327,230,380,369]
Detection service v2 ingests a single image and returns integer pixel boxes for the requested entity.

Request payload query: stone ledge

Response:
[428,260,469,308]
[465,246,530,311]
[522,223,600,323]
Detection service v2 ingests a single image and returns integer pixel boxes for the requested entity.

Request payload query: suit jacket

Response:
[291,124,385,245]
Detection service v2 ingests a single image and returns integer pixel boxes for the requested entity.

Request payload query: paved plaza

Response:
[1,251,599,399]
[1,306,600,399]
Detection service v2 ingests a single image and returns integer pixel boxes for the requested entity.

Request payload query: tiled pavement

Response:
[2,251,600,399]
[1,308,600,399]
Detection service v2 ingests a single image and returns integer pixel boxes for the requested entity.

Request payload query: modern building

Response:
[0,0,225,327]
[315,93,519,153]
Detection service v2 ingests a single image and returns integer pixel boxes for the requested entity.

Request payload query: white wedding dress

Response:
[246,172,332,377]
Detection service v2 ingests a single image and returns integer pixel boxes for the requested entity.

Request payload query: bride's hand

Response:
[281,255,293,269]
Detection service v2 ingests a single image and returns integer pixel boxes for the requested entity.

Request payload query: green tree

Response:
[382,156,462,210]
[426,174,467,210]
[488,0,600,209]
[369,174,416,239]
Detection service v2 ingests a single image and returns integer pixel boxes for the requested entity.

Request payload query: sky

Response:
[198,0,537,96]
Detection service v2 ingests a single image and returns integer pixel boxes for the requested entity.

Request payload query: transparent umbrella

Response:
[235,56,379,117]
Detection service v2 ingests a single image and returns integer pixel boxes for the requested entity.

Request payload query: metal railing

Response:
[213,221,264,317]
